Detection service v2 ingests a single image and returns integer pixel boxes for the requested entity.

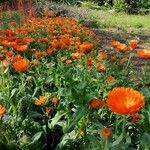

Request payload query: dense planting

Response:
[0,16,150,149]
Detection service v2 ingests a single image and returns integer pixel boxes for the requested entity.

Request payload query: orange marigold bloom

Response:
[106,75,115,83]
[51,96,59,105]
[70,52,82,59]
[110,56,117,62]
[120,58,127,64]
[65,59,72,64]
[137,49,150,59]
[88,98,105,109]
[13,55,23,61]
[128,113,142,124]
[35,96,46,106]
[0,105,6,117]
[98,51,108,59]
[130,39,138,49]
[97,62,105,72]
[100,128,112,138]
[110,40,121,48]
[86,58,94,66]
[12,58,29,73]
[15,45,28,52]
[79,42,93,52]
[46,107,53,114]
[116,44,130,53]
[107,87,144,115]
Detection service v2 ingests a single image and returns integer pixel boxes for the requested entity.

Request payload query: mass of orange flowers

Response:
[107,87,144,115]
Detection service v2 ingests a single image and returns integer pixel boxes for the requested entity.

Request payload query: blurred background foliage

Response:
[49,0,150,14]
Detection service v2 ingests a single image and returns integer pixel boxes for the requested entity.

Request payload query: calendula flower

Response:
[65,59,72,64]
[14,45,28,52]
[130,39,138,49]
[46,107,53,114]
[116,44,130,53]
[137,49,150,58]
[106,75,115,83]
[35,96,46,106]
[86,58,94,66]
[0,105,6,117]
[128,113,142,124]
[79,42,93,52]
[100,128,112,138]
[13,55,23,61]
[120,58,127,64]
[51,96,59,105]
[88,98,105,109]
[98,51,108,59]
[110,40,121,48]
[110,56,117,62]
[107,87,144,115]
[12,58,29,73]
[97,62,105,72]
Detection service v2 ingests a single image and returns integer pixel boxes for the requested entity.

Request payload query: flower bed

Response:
[0,16,150,149]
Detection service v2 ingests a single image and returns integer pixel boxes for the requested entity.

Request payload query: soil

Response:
[93,28,150,71]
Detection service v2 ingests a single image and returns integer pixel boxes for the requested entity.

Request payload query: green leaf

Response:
[10,88,18,98]
[28,111,43,118]
[141,87,150,99]
[30,131,43,145]
[64,107,87,133]
[140,133,150,148]
[49,111,67,129]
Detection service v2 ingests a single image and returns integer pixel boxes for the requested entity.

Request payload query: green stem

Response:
[122,116,126,140]
[104,138,108,150]
[124,53,132,71]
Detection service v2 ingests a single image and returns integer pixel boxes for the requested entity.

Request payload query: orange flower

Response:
[128,113,142,124]
[70,52,82,59]
[98,51,107,59]
[12,58,29,73]
[110,56,117,62]
[35,96,46,106]
[46,107,53,114]
[0,105,6,117]
[86,58,94,66]
[116,44,130,52]
[79,42,93,52]
[130,39,138,49]
[107,87,144,115]
[137,49,150,58]
[31,60,39,66]
[110,40,121,48]
[88,98,105,109]
[100,128,112,138]
[65,59,72,64]
[51,96,59,105]
[15,45,28,52]
[13,55,23,61]
[106,75,115,83]
[97,62,105,72]
[7,51,14,57]
[120,58,127,64]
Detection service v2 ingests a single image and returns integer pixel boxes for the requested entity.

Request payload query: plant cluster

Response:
[0,15,150,150]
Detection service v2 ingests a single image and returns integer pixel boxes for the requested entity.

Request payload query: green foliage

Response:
[113,0,127,13]
[0,11,21,29]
